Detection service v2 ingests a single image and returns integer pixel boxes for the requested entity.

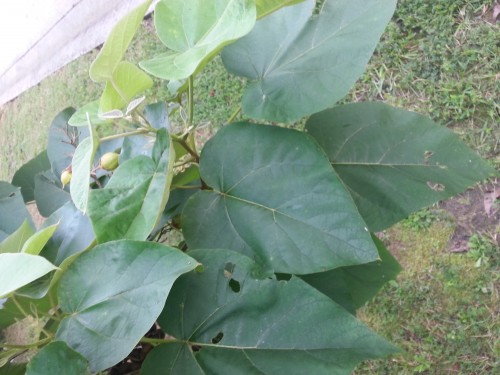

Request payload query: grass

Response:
[0,0,498,373]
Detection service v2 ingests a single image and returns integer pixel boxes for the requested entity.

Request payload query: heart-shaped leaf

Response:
[0,253,58,298]
[11,150,50,202]
[68,101,110,127]
[182,123,377,274]
[0,220,33,254]
[56,240,198,372]
[47,108,90,180]
[0,182,34,239]
[88,129,175,242]
[40,201,95,266]
[34,170,71,217]
[221,0,397,122]
[305,102,497,231]
[142,249,398,375]
[140,0,256,80]
[89,0,152,82]
[26,341,90,375]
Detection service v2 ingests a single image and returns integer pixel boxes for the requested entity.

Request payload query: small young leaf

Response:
[0,220,33,254]
[56,240,198,372]
[99,62,153,113]
[0,253,58,298]
[140,0,256,80]
[89,0,153,82]
[21,224,59,255]
[70,119,100,212]
[67,101,110,127]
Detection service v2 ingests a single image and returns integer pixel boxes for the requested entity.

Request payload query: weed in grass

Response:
[355,222,498,374]
[467,232,499,268]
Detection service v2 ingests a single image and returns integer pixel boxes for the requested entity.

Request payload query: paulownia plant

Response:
[0,0,495,373]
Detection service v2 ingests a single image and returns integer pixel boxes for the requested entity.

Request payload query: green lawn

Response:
[0,0,498,373]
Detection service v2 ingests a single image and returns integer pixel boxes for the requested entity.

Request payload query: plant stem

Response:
[188,75,194,126]
[11,295,28,318]
[171,185,202,190]
[140,337,179,346]
[171,136,199,163]
[227,106,242,124]
[2,337,51,350]
[100,129,149,142]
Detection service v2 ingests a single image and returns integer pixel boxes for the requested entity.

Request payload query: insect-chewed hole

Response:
[224,262,236,279]
[427,181,445,192]
[229,278,240,293]
[275,273,292,281]
[211,332,224,344]
[191,344,202,353]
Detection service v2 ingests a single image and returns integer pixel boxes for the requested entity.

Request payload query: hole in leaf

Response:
[224,262,236,279]
[427,181,445,192]
[423,150,433,165]
[191,344,202,353]
[229,278,240,293]
[276,273,292,281]
[211,332,224,344]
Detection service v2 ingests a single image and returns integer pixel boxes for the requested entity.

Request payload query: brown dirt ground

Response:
[439,179,499,253]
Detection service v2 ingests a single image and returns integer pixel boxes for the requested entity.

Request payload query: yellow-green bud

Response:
[100,152,120,171]
[61,170,72,188]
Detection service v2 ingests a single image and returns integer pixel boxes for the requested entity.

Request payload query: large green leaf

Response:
[0,182,34,238]
[89,0,152,81]
[142,249,397,374]
[34,170,71,217]
[99,61,153,112]
[39,201,95,266]
[305,102,496,231]
[70,123,100,212]
[11,151,50,202]
[87,129,175,243]
[255,0,304,19]
[56,240,198,372]
[26,341,90,375]
[301,234,401,314]
[0,220,33,254]
[182,123,377,274]
[0,254,57,298]
[140,0,256,80]
[221,0,397,122]
[46,108,88,179]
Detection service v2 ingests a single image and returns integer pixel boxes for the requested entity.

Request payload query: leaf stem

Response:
[188,75,194,126]
[171,185,202,190]
[171,136,199,163]
[10,295,28,318]
[140,337,179,346]
[2,337,51,350]
[100,129,149,142]
[227,106,241,124]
